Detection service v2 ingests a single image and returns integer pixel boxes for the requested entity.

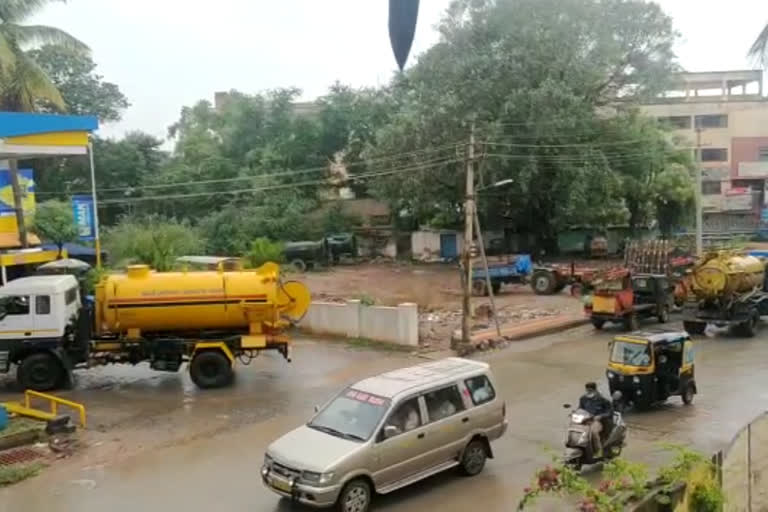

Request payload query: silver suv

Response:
[261,357,507,512]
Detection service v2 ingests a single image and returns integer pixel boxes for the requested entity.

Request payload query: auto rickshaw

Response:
[606,330,697,410]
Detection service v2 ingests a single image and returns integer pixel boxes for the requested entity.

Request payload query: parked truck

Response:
[683,251,768,337]
[0,262,310,391]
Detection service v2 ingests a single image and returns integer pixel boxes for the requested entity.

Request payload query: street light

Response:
[476,178,514,193]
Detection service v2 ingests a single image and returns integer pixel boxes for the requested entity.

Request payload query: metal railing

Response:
[24,390,87,428]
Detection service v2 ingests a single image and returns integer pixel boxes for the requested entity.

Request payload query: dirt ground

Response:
[300,262,586,349]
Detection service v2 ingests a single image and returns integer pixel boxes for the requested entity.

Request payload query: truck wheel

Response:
[591,318,605,330]
[735,312,759,338]
[472,280,487,296]
[531,270,556,295]
[17,352,63,391]
[190,351,233,389]
[683,321,706,335]
[623,314,639,332]
[491,282,501,295]
[289,259,307,273]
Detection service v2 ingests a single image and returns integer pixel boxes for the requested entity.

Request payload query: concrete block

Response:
[398,303,419,346]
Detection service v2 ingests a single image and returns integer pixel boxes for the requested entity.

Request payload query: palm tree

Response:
[0,0,89,246]
[748,23,768,67]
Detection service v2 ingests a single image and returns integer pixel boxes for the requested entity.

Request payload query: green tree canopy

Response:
[28,45,129,121]
[0,0,89,111]
[31,199,78,255]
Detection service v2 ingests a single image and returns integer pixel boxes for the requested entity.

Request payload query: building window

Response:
[759,147,768,161]
[657,116,691,129]
[702,181,722,195]
[695,114,728,129]
[700,148,728,162]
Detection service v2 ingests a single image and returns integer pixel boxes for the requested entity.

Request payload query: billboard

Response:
[71,195,96,241]
[0,168,35,217]
[0,168,35,237]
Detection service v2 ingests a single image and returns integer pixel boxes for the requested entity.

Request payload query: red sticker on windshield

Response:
[346,390,386,406]
[367,396,385,406]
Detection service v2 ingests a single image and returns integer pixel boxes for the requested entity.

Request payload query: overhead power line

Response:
[98,157,462,205]
[37,141,466,197]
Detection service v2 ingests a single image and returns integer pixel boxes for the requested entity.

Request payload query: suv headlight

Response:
[633,376,640,383]
[301,471,335,485]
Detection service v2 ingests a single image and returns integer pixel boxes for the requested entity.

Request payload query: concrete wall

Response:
[721,411,768,511]
[300,300,418,346]
[411,230,464,262]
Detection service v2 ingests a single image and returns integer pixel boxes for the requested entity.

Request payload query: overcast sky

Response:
[30,0,768,141]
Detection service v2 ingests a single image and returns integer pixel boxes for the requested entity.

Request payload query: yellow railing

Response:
[24,390,87,428]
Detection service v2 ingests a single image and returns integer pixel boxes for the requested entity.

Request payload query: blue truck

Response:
[471,254,578,296]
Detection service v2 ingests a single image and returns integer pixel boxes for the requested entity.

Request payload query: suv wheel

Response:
[337,479,371,512]
[460,439,487,476]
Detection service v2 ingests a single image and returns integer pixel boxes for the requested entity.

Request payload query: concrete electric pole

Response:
[461,121,476,347]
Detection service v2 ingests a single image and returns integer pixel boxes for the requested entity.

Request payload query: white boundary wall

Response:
[300,300,418,346]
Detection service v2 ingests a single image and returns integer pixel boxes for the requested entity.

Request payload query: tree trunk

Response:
[9,159,29,248]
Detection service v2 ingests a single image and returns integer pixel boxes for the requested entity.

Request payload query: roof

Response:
[0,112,98,138]
[0,275,78,295]
[352,358,489,399]
[41,243,106,257]
[615,330,688,344]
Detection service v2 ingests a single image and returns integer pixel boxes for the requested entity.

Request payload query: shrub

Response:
[245,237,284,267]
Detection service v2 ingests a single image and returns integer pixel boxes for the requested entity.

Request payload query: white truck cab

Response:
[0,275,82,390]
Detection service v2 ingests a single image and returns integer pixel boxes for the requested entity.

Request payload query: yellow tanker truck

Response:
[0,262,310,390]
[683,251,768,337]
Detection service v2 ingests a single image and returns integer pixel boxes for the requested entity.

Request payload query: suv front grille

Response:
[272,461,301,480]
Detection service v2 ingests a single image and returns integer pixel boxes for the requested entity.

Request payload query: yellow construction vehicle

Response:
[0,262,310,390]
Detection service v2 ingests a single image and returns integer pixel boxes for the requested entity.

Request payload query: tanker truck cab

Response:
[0,275,82,390]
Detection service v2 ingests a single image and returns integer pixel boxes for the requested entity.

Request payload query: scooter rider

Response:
[578,382,613,457]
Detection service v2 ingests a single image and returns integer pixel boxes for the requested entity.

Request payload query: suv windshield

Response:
[308,388,390,442]
[610,341,651,366]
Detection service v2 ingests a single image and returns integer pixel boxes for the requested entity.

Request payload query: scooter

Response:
[562,396,627,470]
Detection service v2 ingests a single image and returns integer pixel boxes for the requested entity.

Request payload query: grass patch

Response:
[0,462,45,486]
[0,418,45,439]
[343,337,415,353]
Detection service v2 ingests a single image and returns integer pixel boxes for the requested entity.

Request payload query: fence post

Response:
[747,423,752,512]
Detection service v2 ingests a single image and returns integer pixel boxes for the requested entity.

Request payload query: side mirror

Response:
[383,425,400,439]
[563,403,572,409]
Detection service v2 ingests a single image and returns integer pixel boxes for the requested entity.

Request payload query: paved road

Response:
[3,323,768,512]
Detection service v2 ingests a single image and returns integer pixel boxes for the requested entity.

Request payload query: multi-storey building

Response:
[641,70,768,237]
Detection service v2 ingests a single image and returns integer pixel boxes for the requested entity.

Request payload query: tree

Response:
[0,0,89,247]
[31,200,78,256]
[104,216,203,271]
[367,0,679,251]
[749,23,768,66]
[0,1,89,111]
[653,164,694,238]
[28,45,129,121]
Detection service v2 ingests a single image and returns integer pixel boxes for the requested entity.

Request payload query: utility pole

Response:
[9,159,28,248]
[461,120,476,347]
[695,127,703,257]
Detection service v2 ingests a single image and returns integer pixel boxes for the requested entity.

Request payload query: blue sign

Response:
[72,195,95,241]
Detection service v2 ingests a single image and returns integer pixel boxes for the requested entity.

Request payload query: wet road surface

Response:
[2,323,768,512]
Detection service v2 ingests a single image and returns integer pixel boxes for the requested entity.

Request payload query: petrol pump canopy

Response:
[0,111,99,159]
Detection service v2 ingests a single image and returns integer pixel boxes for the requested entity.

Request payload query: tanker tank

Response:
[93,262,310,337]
[690,252,766,300]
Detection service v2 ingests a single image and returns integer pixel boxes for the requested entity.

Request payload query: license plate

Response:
[271,477,292,493]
